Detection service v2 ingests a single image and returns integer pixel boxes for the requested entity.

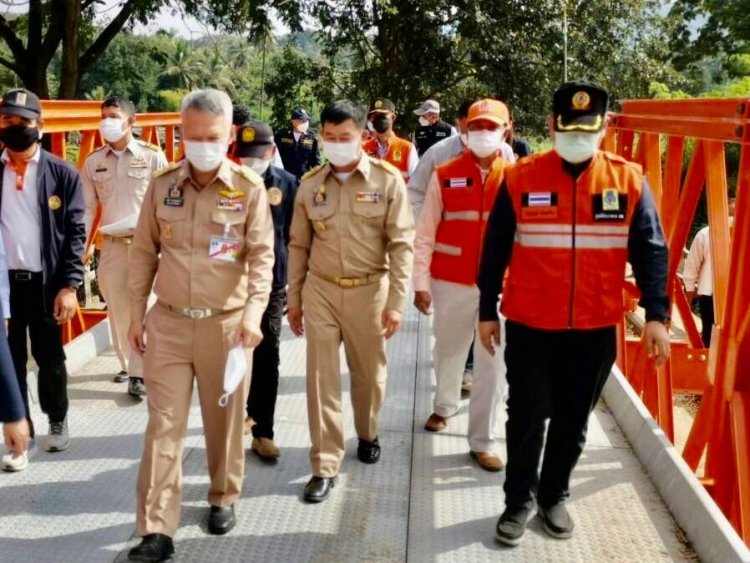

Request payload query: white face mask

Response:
[467,129,504,158]
[99,117,127,144]
[241,156,271,177]
[418,116,430,127]
[296,122,310,134]
[323,140,361,168]
[554,131,601,164]
[184,140,227,172]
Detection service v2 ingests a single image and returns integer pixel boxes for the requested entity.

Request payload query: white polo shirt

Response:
[1,147,43,272]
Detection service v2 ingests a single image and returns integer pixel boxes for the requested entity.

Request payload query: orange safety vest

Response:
[363,136,413,181]
[431,150,506,286]
[501,150,643,329]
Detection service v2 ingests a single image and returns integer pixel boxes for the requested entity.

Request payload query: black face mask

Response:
[0,125,39,152]
[372,115,391,134]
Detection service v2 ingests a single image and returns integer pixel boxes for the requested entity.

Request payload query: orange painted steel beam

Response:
[730,392,750,542]
[621,98,750,120]
[611,114,748,143]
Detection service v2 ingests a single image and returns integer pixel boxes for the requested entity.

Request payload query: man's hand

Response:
[685,290,697,303]
[128,321,147,356]
[235,320,263,348]
[413,291,432,315]
[479,320,501,356]
[288,307,304,336]
[643,320,670,367]
[53,287,78,324]
[382,309,402,339]
[3,418,30,456]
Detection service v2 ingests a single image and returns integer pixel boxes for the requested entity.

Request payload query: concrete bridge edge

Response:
[603,367,750,563]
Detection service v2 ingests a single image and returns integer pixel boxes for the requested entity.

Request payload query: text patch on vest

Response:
[592,192,628,222]
[521,192,558,220]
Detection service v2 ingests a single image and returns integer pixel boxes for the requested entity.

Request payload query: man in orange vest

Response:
[413,99,510,472]
[478,80,671,545]
[364,98,419,182]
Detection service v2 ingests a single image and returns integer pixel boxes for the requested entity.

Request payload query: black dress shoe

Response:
[208,505,236,535]
[357,437,381,464]
[128,534,174,562]
[303,476,335,503]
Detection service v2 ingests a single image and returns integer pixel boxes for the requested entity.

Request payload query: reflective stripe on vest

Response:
[435,242,462,256]
[443,210,480,221]
[515,222,629,249]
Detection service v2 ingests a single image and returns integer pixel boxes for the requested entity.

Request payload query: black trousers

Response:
[698,295,714,348]
[503,320,616,510]
[7,272,69,436]
[465,342,474,372]
[246,288,285,439]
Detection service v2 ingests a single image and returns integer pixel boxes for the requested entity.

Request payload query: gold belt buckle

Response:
[338,278,355,288]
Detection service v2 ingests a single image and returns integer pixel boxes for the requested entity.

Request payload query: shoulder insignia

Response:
[137,140,163,152]
[237,165,263,184]
[153,162,181,178]
[301,164,324,181]
[371,157,401,177]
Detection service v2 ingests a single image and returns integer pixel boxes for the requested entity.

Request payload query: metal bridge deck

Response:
[0,304,695,562]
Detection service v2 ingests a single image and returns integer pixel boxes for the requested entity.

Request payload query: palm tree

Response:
[159,39,204,90]
[84,85,109,101]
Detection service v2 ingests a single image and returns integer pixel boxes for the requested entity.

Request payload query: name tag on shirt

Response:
[129,158,148,168]
[355,191,381,203]
[217,198,244,212]
[209,236,240,262]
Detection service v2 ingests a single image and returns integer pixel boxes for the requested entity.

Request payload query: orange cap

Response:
[467,99,510,126]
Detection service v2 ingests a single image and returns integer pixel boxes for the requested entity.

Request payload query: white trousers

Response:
[98,240,143,376]
[431,279,506,453]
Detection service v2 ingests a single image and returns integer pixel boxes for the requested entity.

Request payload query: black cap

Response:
[1,89,42,120]
[235,119,274,158]
[369,97,396,114]
[553,80,608,132]
[291,107,310,121]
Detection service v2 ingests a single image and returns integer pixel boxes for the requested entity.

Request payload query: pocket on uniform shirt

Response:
[94,174,114,199]
[156,205,188,243]
[351,200,386,239]
[308,205,337,241]
[127,169,150,180]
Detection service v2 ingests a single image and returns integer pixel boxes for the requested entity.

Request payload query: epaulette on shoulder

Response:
[237,164,263,184]
[370,157,400,177]
[153,161,181,178]
[301,164,324,181]
[91,144,108,154]
[137,140,163,152]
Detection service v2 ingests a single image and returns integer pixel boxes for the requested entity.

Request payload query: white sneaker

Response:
[2,439,34,472]
[44,418,70,452]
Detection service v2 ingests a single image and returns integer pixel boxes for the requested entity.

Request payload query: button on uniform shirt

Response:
[128,160,275,326]
[288,156,415,313]
[0,148,43,272]
[81,138,169,237]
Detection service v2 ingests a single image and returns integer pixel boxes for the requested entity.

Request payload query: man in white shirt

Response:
[81,96,168,398]
[683,197,736,347]
[0,88,86,462]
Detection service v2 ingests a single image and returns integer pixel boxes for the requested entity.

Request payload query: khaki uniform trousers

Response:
[136,303,251,537]
[98,239,142,376]
[432,280,506,453]
[303,273,388,478]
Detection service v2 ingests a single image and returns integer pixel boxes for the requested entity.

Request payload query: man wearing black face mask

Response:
[0,89,85,461]
[363,98,419,183]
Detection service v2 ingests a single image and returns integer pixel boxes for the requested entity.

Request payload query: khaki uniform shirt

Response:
[288,155,415,313]
[81,138,169,237]
[129,159,275,326]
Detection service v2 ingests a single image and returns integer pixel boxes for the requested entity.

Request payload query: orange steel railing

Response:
[605,98,750,545]
[40,100,181,342]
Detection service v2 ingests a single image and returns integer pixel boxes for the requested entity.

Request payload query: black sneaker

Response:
[495,506,531,547]
[114,370,129,383]
[538,503,574,539]
[128,377,146,398]
[357,437,381,464]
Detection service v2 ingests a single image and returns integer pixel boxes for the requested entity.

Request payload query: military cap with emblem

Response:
[291,107,310,122]
[553,79,609,132]
[1,88,42,119]
[235,118,275,158]
[368,97,396,115]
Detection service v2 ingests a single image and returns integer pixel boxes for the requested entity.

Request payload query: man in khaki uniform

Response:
[126,89,274,562]
[287,100,414,503]
[81,96,168,398]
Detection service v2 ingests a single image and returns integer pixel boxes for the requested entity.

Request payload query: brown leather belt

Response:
[312,272,382,288]
[158,300,240,320]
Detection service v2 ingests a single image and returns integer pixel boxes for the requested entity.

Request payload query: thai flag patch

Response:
[528,192,552,207]
[444,177,472,188]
